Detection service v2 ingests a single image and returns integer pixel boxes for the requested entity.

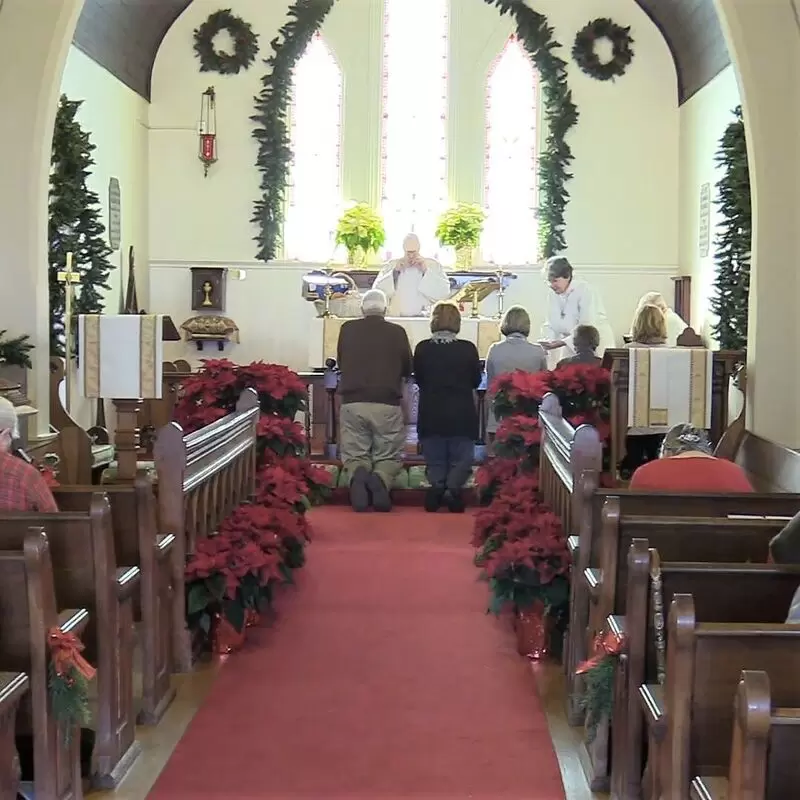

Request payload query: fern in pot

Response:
[436,203,486,270]
[335,204,386,268]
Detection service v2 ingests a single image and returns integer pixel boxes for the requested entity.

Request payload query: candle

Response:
[66,252,73,271]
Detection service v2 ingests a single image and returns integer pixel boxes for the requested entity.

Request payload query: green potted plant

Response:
[435,203,486,270]
[335,203,386,267]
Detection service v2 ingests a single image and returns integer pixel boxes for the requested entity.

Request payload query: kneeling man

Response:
[336,289,413,512]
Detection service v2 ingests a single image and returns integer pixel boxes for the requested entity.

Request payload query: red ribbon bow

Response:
[47,628,97,681]
[575,630,627,675]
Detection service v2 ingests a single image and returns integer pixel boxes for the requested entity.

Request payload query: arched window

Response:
[284,34,343,262]
[483,36,539,265]
[381,0,449,257]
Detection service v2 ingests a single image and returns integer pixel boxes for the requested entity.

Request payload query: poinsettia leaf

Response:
[223,597,246,633]
[198,611,211,634]
[187,582,212,615]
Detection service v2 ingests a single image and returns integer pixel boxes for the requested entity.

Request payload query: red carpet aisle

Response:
[148,507,566,799]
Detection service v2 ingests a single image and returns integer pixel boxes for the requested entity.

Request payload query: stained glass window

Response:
[381,0,449,258]
[284,34,343,262]
[484,36,539,265]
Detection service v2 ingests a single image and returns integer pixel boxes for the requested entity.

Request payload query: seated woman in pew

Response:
[0,398,57,512]
[556,324,602,368]
[629,422,754,492]
[620,304,670,476]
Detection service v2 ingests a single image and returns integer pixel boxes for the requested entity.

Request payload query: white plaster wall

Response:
[678,65,741,342]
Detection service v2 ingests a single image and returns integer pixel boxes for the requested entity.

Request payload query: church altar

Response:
[308,315,502,367]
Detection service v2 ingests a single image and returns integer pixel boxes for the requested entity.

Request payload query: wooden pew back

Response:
[155,387,259,556]
[538,393,603,539]
[0,529,85,799]
[666,595,800,795]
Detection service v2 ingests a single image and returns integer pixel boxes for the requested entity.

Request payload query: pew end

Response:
[0,671,29,799]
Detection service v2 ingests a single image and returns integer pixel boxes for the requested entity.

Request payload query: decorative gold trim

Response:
[632,348,651,428]
[83,315,101,398]
[139,315,158,398]
[688,349,708,428]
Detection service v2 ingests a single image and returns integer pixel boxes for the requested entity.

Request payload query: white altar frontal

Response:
[308,315,502,367]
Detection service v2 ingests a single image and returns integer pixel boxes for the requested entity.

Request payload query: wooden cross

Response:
[57,253,80,412]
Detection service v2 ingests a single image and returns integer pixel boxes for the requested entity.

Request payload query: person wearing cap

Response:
[371,233,451,317]
[336,289,413,512]
[0,397,58,512]
[539,256,616,365]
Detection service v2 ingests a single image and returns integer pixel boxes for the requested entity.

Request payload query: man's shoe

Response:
[349,467,371,512]
[446,489,466,513]
[424,487,444,513]
[367,472,392,512]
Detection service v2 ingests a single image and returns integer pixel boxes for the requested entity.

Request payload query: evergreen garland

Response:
[49,96,114,356]
[252,0,577,262]
[0,330,34,369]
[48,662,91,744]
[709,106,751,352]
[579,655,616,743]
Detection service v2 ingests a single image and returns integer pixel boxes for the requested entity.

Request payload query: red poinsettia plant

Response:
[490,369,552,420]
[547,363,611,420]
[493,414,542,463]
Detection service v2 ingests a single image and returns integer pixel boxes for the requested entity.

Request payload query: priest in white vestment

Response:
[539,257,616,364]
[371,234,451,317]
[632,292,688,346]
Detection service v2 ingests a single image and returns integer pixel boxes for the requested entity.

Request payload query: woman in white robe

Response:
[539,257,616,366]
[631,292,688,346]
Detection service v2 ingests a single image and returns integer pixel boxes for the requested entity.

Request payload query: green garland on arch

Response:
[252,0,577,262]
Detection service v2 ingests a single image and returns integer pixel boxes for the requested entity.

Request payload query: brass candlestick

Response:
[322,284,333,318]
[57,252,81,414]
[495,266,508,319]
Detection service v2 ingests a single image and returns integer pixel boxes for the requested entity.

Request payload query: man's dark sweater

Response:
[336,315,412,406]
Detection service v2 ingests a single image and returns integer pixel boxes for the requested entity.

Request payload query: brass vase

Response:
[455,246,474,270]
[347,246,368,268]
[514,601,552,660]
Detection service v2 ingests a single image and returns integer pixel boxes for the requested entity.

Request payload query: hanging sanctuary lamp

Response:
[199,86,218,177]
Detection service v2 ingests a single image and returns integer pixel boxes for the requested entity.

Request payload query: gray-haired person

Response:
[628,422,753,492]
[336,289,413,512]
[485,306,547,435]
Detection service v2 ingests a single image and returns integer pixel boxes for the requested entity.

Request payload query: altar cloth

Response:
[308,316,502,367]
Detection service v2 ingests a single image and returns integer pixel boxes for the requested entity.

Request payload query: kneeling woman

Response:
[414,302,483,512]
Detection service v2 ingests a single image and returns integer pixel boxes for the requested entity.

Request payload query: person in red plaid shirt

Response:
[0,397,58,512]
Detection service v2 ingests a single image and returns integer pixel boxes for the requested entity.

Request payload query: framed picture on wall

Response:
[190,266,227,312]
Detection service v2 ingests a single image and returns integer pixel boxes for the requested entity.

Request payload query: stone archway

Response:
[0,0,84,432]
[712,0,800,445]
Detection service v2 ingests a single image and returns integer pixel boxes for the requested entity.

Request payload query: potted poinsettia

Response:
[335,203,386,267]
[490,369,553,420]
[435,203,486,269]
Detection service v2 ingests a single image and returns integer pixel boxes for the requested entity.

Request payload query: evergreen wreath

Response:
[49,96,115,357]
[709,106,751,352]
[193,9,259,75]
[572,18,634,82]
[252,0,577,262]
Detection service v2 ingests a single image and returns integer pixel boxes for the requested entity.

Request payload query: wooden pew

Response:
[0,672,28,799]
[53,472,177,726]
[0,497,141,788]
[578,512,787,791]
[139,360,192,458]
[49,357,113,484]
[0,528,87,800]
[640,594,800,800]
[154,388,259,670]
[537,394,603,682]
[601,347,743,478]
[690,670,800,800]
[564,492,800,725]
[611,543,800,800]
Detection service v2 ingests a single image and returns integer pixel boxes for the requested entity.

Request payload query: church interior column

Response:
[0,0,85,435]
[713,0,800,447]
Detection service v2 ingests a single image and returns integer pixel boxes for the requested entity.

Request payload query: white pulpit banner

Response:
[78,314,164,399]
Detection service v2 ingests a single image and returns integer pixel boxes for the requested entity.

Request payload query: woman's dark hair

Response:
[546,256,573,281]
[430,301,461,334]
[573,324,600,352]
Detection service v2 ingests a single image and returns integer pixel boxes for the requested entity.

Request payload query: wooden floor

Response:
[87,660,601,800]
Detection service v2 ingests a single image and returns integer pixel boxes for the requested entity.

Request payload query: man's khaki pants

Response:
[340,402,405,489]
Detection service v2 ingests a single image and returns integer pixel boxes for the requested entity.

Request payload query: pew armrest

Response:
[116,566,142,601]
[639,683,667,741]
[690,776,728,800]
[57,607,90,638]
[0,672,29,707]
[155,533,176,561]
[567,535,580,558]
[608,614,626,638]
[584,567,603,597]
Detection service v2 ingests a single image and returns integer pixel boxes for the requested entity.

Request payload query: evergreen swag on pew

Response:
[193,9,260,75]
[709,106,751,352]
[49,96,114,356]
[252,0,578,261]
